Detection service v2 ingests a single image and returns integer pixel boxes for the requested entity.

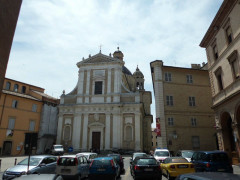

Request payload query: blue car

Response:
[191,151,233,173]
[89,157,120,180]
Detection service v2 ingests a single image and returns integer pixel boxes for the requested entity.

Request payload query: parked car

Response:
[50,145,64,155]
[2,155,57,180]
[161,157,195,180]
[56,154,89,180]
[154,148,170,163]
[130,156,162,180]
[176,172,240,180]
[130,152,148,164]
[191,151,233,173]
[176,150,194,162]
[76,152,98,162]
[88,157,120,180]
[107,154,124,172]
[14,174,62,180]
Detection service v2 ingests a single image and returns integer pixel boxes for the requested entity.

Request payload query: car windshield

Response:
[182,151,194,158]
[155,151,169,156]
[171,158,188,163]
[137,159,157,165]
[54,145,63,149]
[18,157,42,166]
[92,160,111,166]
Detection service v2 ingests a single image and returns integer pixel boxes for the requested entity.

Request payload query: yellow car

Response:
[161,157,195,180]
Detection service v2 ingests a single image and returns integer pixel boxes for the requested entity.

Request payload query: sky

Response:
[6,0,223,126]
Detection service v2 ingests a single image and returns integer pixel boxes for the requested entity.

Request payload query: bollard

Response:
[0,159,1,170]
[14,158,17,165]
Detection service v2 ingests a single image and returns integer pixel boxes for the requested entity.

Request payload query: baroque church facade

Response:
[56,48,153,152]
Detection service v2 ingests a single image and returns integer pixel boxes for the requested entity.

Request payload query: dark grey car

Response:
[176,172,240,180]
[2,155,57,180]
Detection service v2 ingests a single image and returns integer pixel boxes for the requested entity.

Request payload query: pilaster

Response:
[72,113,82,151]
[82,113,89,151]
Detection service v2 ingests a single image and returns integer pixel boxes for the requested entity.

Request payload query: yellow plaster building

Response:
[151,61,217,154]
[0,78,58,156]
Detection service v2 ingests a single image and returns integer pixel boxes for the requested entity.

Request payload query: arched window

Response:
[126,126,133,141]
[21,86,26,93]
[14,84,19,92]
[5,82,11,90]
[63,125,71,141]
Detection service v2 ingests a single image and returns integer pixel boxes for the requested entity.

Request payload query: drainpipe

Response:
[0,94,7,126]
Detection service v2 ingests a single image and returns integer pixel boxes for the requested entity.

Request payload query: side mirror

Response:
[122,158,125,160]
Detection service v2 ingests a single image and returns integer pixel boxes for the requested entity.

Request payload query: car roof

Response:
[180,172,240,179]
[94,157,114,160]
[107,154,120,156]
[77,152,97,155]
[29,155,56,158]
[59,155,78,158]
[167,157,188,159]
[133,152,146,155]
[194,151,227,154]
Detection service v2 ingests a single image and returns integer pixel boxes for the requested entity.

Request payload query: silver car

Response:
[2,155,57,180]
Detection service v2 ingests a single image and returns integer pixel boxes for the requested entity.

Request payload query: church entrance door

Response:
[92,132,101,152]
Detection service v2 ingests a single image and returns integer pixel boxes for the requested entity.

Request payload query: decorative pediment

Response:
[77,53,123,67]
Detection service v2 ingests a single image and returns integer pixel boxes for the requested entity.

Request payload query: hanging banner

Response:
[156,118,161,137]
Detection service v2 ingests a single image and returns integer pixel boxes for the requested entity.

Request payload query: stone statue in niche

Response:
[94,113,100,121]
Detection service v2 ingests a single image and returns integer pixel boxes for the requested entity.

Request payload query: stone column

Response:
[77,69,85,103]
[56,115,63,144]
[105,113,111,150]
[82,113,89,151]
[85,70,90,103]
[107,68,112,102]
[135,113,141,151]
[72,114,82,151]
[113,114,120,148]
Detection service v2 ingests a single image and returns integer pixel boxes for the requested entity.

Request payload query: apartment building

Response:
[200,0,240,164]
[150,61,217,154]
[0,78,58,156]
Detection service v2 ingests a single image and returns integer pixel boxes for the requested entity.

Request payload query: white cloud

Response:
[7,0,223,126]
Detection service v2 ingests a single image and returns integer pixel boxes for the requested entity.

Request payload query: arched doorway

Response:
[221,112,235,160]
[235,106,240,161]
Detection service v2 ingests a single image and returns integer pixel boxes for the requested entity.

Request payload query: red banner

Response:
[156,118,161,137]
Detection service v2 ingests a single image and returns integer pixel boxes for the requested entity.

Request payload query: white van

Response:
[154,148,170,163]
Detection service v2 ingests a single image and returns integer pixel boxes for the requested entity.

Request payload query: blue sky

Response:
[6,0,223,126]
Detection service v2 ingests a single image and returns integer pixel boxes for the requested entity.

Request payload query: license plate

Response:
[178,165,188,168]
[97,168,106,171]
[61,169,71,173]
[144,168,153,171]
[218,169,225,172]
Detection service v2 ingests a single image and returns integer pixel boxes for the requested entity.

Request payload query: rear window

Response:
[209,153,229,162]
[92,160,111,166]
[58,158,76,166]
[108,155,120,161]
[54,145,63,149]
[182,151,194,158]
[137,159,157,165]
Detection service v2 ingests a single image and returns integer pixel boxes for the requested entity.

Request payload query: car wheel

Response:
[167,171,172,180]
